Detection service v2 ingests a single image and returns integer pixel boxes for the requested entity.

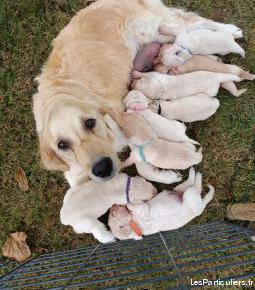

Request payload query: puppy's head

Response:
[108,205,132,240]
[159,44,191,67]
[128,176,157,202]
[34,93,121,182]
[131,74,163,99]
[123,90,149,111]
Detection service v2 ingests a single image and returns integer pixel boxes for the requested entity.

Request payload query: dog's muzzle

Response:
[92,157,114,178]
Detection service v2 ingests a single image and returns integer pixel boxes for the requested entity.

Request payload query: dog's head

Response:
[131,73,164,99]
[123,90,149,111]
[108,205,133,240]
[159,43,191,67]
[33,90,122,183]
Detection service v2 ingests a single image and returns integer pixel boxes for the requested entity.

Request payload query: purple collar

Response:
[126,176,132,203]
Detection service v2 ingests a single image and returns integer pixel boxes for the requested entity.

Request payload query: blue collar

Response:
[126,176,132,203]
[133,139,154,163]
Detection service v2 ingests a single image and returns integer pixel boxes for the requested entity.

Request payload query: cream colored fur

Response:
[132,70,240,100]
[105,114,181,184]
[159,27,245,67]
[32,0,239,185]
[124,90,198,144]
[154,54,254,96]
[118,113,203,170]
[149,94,220,123]
[60,173,157,243]
[109,168,214,240]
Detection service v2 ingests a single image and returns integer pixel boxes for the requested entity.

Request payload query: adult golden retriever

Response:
[33,0,237,186]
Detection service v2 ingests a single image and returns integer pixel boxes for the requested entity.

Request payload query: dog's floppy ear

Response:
[39,135,69,172]
[102,108,123,126]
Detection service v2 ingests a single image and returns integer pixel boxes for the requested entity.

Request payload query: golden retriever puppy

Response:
[60,173,157,243]
[33,0,242,185]
[123,90,198,144]
[159,27,245,67]
[118,113,203,170]
[109,168,214,240]
[131,70,240,100]
[154,53,255,97]
[149,94,220,123]
[105,114,182,184]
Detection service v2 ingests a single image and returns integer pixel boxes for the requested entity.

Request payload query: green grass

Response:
[0,0,254,253]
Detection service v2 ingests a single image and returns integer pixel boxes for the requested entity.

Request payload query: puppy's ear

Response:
[39,135,69,172]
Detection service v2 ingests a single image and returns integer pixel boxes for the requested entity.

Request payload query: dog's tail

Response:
[202,184,215,208]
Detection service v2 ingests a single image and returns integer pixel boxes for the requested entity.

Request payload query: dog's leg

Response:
[221,81,247,97]
[232,42,245,58]
[72,218,115,243]
[182,171,204,215]
[174,167,196,192]
[121,154,136,169]
[136,161,181,184]
[90,220,116,244]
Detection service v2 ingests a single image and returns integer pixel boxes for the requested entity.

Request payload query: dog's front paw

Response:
[224,24,243,38]
[98,232,116,244]
[131,71,143,79]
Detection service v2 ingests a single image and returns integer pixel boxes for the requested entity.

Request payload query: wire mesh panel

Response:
[0,222,254,289]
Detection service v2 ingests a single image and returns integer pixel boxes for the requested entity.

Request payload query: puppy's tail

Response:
[202,184,215,208]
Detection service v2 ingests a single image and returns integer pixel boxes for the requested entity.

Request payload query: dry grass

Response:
[0,0,254,253]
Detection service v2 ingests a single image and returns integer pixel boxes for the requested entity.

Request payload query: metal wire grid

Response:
[0,222,254,289]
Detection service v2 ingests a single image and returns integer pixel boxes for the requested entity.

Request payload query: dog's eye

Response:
[58,140,70,150]
[175,51,180,56]
[85,118,96,129]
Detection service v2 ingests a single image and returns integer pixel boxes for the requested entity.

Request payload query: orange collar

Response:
[129,220,142,236]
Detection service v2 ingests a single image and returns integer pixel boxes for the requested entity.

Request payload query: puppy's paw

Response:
[132,71,143,79]
[224,24,243,39]
[98,232,116,244]
[168,67,180,75]
[158,170,182,184]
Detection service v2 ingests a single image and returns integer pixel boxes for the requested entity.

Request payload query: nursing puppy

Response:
[105,114,181,184]
[154,54,255,96]
[32,0,243,185]
[132,71,240,100]
[109,168,214,240]
[149,94,220,123]
[117,113,203,170]
[159,27,245,67]
[60,173,157,243]
[123,90,198,144]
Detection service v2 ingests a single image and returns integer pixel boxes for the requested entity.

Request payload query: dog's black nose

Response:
[92,157,113,178]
